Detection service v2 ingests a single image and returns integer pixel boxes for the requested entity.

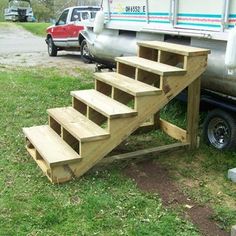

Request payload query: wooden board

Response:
[71,89,137,119]
[186,77,201,149]
[159,118,187,143]
[48,107,110,142]
[94,72,162,96]
[138,41,210,56]
[23,125,81,167]
[101,143,189,164]
[116,56,186,76]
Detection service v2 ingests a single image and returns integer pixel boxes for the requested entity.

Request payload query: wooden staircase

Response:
[23,41,210,183]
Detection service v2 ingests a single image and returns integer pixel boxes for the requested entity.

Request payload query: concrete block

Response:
[228,168,236,183]
[231,225,236,236]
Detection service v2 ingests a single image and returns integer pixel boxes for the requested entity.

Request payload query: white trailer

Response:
[79,0,236,151]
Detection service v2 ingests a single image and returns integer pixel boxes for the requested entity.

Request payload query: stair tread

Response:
[116,56,186,76]
[138,41,210,56]
[47,107,110,142]
[71,89,137,118]
[23,125,81,167]
[94,72,162,96]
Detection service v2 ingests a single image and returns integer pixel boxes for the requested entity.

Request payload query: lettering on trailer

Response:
[125,6,146,13]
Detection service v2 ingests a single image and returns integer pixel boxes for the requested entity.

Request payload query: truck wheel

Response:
[48,37,57,57]
[81,40,92,63]
[203,109,236,150]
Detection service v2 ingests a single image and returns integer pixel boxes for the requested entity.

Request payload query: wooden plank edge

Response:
[137,41,210,56]
[100,143,189,164]
[159,118,187,143]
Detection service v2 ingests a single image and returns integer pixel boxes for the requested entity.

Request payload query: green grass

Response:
[0,67,200,236]
[17,22,51,37]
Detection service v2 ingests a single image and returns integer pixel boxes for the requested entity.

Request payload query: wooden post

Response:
[186,77,201,149]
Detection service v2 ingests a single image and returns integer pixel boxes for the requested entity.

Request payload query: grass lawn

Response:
[0,67,203,236]
[17,22,51,37]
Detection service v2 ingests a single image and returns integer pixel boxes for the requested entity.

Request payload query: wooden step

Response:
[47,107,110,142]
[138,41,210,56]
[94,72,162,96]
[116,56,186,76]
[71,89,137,118]
[23,125,81,167]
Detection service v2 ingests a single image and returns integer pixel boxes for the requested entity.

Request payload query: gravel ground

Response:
[0,23,95,70]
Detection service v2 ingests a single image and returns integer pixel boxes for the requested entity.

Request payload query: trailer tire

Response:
[81,40,92,63]
[48,37,57,57]
[203,109,236,150]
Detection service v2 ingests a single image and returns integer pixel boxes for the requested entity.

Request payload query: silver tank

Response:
[84,28,236,97]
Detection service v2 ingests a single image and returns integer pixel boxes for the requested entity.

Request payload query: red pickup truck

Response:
[45,6,99,61]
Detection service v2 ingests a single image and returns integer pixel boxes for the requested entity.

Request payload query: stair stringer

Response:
[50,55,207,183]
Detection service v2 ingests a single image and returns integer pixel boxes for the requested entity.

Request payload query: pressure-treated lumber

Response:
[116,56,186,76]
[95,72,162,96]
[138,41,210,56]
[48,107,110,142]
[71,89,137,118]
[159,118,187,143]
[23,125,81,167]
[23,41,209,183]
[101,143,189,164]
[186,77,201,149]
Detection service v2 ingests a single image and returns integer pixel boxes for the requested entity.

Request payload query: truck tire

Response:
[203,109,236,150]
[48,37,57,57]
[81,40,92,63]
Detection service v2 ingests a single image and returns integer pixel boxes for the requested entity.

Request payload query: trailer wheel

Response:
[203,109,236,150]
[48,37,57,57]
[81,40,92,63]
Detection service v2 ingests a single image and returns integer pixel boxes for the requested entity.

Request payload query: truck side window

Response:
[90,11,97,19]
[81,12,89,20]
[57,9,69,25]
[71,8,81,22]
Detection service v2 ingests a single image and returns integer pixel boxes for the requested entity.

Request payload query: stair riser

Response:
[49,116,107,158]
[95,80,135,108]
[72,96,137,120]
[95,76,162,97]
[138,45,187,70]
[116,64,163,90]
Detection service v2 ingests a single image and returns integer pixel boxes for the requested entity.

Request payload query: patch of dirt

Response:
[123,160,229,236]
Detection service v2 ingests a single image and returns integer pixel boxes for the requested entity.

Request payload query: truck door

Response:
[67,8,83,47]
[175,0,225,31]
[53,9,69,47]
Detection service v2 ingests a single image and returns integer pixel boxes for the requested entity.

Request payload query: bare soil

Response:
[124,160,229,236]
